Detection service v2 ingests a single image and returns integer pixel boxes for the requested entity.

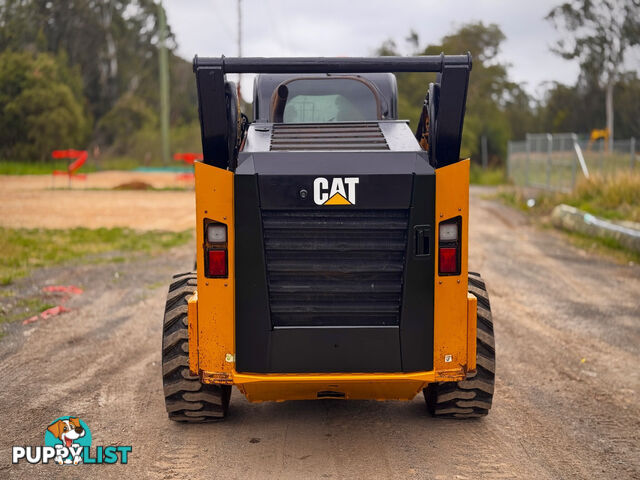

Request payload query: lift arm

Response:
[193,54,472,170]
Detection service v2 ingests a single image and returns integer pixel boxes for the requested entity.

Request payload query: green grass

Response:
[493,188,557,214]
[0,227,192,285]
[496,171,640,222]
[469,164,506,186]
[544,224,640,264]
[0,161,94,175]
[92,156,147,171]
[508,150,637,192]
[0,157,196,175]
[146,280,166,290]
[49,185,190,192]
[493,189,528,211]
[0,157,145,175]
[0,296,56,325]
[0,121,202,176]
[493,171,640,263]
[565,172,640,222]
[495,188,639,263]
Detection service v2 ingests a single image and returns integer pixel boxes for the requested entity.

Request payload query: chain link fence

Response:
[507,133,637,192]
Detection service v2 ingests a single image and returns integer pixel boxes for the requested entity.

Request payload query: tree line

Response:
[0,0,637,165]
[379,1,639,164]
[0,0,197,162]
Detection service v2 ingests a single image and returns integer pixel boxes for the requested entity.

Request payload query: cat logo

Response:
[313,177,359,205]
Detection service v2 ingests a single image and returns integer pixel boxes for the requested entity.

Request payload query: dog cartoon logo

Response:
[13,416,130,465]
[44,416,91,465]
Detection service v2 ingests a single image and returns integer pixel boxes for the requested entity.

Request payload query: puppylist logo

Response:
[12,416,131,466]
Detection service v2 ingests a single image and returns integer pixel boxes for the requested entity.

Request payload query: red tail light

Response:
[206,249,227,277]
[438,217,461,275]
[439,247,458,274]
[204,219,228,278]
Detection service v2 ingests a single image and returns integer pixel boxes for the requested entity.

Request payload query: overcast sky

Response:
[165,0,582,99]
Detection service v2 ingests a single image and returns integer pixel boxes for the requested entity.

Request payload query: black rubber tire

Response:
[162,272,231,422]
[424,272,495,418]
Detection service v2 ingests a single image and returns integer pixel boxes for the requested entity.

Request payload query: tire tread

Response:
[162,272,231,422]
[424,273,495,418]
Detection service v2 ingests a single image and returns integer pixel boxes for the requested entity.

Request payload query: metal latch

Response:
[414,225,432,256]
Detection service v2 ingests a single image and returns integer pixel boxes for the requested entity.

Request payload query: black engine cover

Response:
[234,151,435,373]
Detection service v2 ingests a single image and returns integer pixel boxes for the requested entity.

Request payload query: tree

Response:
[613,72,640,138]
[0,51,89,161]
[95,94,156,151]
[377,22,532,164]
[0,0,202,160]
[547,0,640,147]
[0,0,176,119]
[537,76,602,134]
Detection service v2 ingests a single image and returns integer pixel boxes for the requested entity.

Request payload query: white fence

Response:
[507,133,637,192]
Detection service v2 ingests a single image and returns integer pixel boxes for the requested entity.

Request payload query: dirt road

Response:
[1,188,638,479]
[0,172,194,231]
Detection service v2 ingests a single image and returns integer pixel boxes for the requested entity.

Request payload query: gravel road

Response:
[1,188,638,479]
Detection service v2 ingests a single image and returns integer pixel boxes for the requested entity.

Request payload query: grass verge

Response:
[495,171,640,222]
[494,171,640,263]
[0,227,192,285]
[48,185,191,192]
[0,161,91,175]
[469,164,506,186]
[0,296,55,325]
[564,172,640,222]
[0,157,145,175]
[558,228,640,264]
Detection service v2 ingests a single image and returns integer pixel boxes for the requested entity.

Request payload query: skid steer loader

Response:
[162,55,495,421]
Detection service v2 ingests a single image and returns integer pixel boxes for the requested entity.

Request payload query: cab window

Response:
[279,78,380,123]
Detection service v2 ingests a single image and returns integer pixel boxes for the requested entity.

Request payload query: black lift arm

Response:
[193,55,472,170]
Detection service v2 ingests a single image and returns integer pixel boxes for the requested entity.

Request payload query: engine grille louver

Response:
[269,123,390,151]
[262,209,409,327]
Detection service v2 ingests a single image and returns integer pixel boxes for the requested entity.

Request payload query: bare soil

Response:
[0,172,194,231]
[0,187,638,479]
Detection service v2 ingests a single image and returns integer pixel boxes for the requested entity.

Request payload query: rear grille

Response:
[262,209,409,327]
[270,123,389,151]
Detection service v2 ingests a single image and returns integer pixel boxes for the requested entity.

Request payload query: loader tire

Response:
[162,272,231,422]
[424,272,495,418]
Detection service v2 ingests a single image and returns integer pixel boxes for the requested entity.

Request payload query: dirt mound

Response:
[114,180,153,190]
